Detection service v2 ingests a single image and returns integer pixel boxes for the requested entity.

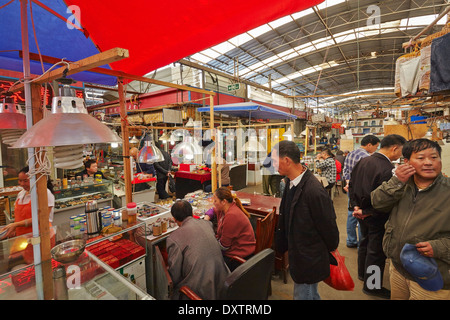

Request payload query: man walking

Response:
[343,135,380,248]
[349,134,406,299]
[273,140,339,300]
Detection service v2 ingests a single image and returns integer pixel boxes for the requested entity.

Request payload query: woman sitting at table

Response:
[205,187,256,271]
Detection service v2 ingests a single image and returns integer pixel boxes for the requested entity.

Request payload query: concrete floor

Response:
[239,183,390,301]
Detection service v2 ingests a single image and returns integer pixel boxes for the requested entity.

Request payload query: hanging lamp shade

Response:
[243,135,266,152]
[0,93,26,129]
[159,131,170,142]
[384,116,399,126]
[282,127,296,141]
[423,127,433,139]
[171,135,202,164]
[186,117,194,127]
[0,93,27,146]
[137,134,164,163]
[11,75,121,149]
[129,135,139,144]
[170,128,188,141]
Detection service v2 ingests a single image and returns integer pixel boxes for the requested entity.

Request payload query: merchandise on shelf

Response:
[54,180,113,210]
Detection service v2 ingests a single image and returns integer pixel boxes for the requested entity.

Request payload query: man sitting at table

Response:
[167,200,230,300]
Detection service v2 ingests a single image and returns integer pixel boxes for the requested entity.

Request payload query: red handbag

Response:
[324,250,354,291]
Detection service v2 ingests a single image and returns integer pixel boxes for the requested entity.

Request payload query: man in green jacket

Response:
[371,139,450,300]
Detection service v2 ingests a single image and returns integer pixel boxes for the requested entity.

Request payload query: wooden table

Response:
[234,191,281,217]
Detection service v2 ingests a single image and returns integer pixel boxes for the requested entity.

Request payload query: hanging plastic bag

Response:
[168,173,176,193]
[324,250,354,291]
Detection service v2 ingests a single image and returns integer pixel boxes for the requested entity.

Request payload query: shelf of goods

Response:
[53,180,114,225]
[135,202,177,241]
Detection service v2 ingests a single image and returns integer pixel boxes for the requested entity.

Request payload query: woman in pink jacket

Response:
[206,187,256,271]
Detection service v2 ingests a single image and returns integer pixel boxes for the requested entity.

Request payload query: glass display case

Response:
[53,180,114,225]
[0,220,151,300]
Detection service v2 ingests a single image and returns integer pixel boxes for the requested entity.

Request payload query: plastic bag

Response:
[324,250,354,291]
[168,174,176,193]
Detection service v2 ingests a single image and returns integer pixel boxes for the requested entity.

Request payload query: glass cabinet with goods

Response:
[52,179,114,225]
[0,218,151,300]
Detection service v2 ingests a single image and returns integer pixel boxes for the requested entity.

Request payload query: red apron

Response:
[14,201,33,236]
[14,199,55,264]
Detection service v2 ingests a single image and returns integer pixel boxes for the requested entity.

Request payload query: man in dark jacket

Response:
[349,134,406,299]
[153,145,173,199]
[272,140,339,300]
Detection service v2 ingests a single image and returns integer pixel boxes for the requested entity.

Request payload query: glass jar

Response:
[69,215,77,227]
[153,222,161,236]
[126,202,137,223]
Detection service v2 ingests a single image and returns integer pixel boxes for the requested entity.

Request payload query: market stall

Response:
[197,102,297,189]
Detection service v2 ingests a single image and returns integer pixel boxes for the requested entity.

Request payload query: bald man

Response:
[129,147,156,191]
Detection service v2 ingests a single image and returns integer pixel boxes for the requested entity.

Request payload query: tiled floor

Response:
[238,183,390,300]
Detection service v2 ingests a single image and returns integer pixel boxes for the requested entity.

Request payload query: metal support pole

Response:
[20,0,43,300]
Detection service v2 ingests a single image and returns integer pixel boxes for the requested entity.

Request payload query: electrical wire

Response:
[26,147,52,191]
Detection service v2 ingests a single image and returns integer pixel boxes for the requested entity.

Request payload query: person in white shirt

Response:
[1,167,55,264]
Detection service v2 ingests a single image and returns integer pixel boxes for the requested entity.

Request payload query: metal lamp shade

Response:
[171,136,202,165]
[0,112,26,130]
[0,98,27,146]
[243,136,266,152]
[137,139,164,163]
[11,112,122,148]
[11,85,122,148]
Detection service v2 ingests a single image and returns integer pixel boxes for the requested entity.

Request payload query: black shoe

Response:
[346,243,358,248]
[362,287,390,299]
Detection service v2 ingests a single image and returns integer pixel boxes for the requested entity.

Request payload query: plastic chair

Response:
[180,248,275,300]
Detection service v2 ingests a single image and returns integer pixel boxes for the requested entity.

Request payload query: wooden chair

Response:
[180,248,275,300]
[254,207,277,254]
[154,246,173,299]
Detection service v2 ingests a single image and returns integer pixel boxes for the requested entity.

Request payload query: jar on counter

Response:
[153,222,162,236]
[113,215,121,226]
[103,214,112,227]
[126,202,137,223]
[161,219,168,233]
[70,215,77,227]
[73,217,82,226]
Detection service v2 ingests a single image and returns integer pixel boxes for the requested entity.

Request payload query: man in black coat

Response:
[153,145,173,199]
[273,140,339,300]
[349,134,406,299]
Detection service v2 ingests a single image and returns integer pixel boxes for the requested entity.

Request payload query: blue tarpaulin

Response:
[197,102,297,120]
[0,0,116,85]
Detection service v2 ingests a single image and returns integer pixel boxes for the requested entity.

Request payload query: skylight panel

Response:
[200,48,222,60]
[190,53,213,64]
[211,42,235,55]
[247,24,272,38]
[402,14,447,30]
[228,33,253,46]
[268,16,293,29]
[291,8,314,20]
[316,0,346,11]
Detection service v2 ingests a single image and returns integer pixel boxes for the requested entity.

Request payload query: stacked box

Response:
[86,238,145,269]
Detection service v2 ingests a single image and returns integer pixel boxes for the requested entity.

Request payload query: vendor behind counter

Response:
[74,159,105,180]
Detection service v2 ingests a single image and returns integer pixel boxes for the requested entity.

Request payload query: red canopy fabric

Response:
[64,0,323,76]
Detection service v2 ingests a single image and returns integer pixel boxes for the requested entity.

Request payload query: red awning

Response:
[64,0,323,76]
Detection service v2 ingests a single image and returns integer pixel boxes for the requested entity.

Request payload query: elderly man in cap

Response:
[371,139,450,300]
